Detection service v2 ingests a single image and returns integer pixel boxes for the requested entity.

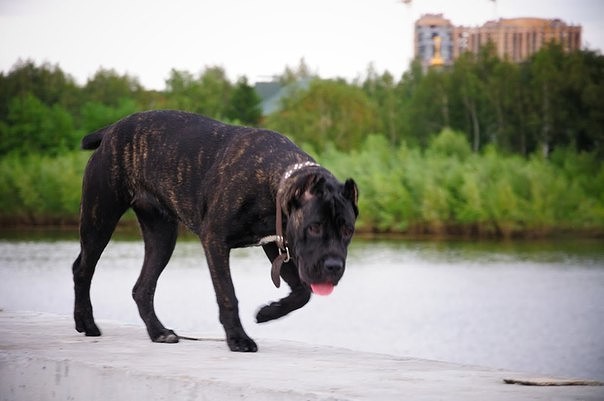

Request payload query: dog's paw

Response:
[227,335,258,352]
[75,317,102,337]
[152,329,179,344]
[255,302,282,323]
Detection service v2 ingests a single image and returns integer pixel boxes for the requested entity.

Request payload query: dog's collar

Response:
[282,161,320,182]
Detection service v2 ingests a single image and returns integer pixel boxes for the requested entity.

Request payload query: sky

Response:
[1,0,603,90]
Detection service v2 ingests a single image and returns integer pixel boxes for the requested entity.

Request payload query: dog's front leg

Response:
[256,243,312,323]
[202,240,258,352]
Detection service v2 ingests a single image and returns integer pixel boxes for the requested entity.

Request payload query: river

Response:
[1,231,603,380]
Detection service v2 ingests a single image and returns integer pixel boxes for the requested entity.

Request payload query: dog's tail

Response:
[81,128,105,150]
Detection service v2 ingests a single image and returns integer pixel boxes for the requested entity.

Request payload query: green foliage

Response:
[265,79,381,151]
[1,135,602,236]
[1,53,603,236]
[3,48,603,157]
[80,98,139,133]
[268,43,600,156]
[164,67,232,118]
[0,152,88,223]
[0,60,80,120]
[0,93,75,155]
[316,139,604,236]
[83,68,143,107]
[427,128,472,160]
[225,77,262,126]
[359,43,604,157]
[361,67,400,145]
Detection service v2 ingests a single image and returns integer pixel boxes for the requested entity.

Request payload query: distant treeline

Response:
[0,63,263,156]
[267,42,604,158]
[1,42,603,236]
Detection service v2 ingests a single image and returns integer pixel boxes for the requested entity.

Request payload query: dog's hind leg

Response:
[132,205,179,343]
[73,172,128,336]
[256,243,312,323]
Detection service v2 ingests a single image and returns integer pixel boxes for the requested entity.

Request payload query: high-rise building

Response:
[415,14,582,70]
[414,14,454,69]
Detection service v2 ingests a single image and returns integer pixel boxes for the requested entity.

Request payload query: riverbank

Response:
[1,311,602,401]
[1,220,603,242]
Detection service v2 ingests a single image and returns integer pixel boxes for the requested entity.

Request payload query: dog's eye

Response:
[341,225,354,239]
[307,223,323,237]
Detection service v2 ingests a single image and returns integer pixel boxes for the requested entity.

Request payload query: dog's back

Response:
[83,110,303,172]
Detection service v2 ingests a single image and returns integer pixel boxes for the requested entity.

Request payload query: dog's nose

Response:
[324,257,344,275]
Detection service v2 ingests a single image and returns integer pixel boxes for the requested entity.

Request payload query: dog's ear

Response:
[305,175,326,198]
[343,178,359,217]
[285,174,325,214]
[298,174,325,203]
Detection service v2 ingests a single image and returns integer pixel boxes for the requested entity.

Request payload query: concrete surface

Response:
[0,310,602,401]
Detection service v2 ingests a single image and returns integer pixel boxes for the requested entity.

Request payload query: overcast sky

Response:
[1,0,602,90]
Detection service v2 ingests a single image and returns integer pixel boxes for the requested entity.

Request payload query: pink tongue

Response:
[311,283,334,296]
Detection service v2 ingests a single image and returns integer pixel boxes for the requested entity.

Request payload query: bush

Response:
[427,128,472,160]
[1,138,603,237]
[316,139,604,236]
[0,152,88,224]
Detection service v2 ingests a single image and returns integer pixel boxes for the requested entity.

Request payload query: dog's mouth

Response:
[297,255,343,297]
[310,282,335,296]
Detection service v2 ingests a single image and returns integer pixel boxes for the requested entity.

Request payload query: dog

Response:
[72,110,359,352]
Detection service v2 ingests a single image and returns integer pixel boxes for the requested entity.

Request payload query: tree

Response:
[408,68,451,148]
[0,60,80,120]
[83,68,143,107]
[362,66,400,145]
[529,43,566,157]
[279,58,315,84]
[392,60,423,145]
[491,61,532,155]
[164,66,232,118]
[80,98,138,133]
[560,49,604,155]
[196,66,232,118]
[225,77,262,126]
[266,79,381,151]
[450,52,484,152]
[0,93,75,155]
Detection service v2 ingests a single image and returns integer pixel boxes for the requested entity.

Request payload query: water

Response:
[1,233,603,380]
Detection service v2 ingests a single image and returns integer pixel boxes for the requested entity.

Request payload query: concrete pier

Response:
[1,311,602,400]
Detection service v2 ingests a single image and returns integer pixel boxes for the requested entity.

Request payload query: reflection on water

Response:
[1,231,603,380]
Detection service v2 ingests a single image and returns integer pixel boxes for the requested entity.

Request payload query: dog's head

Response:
[283,173,359,295]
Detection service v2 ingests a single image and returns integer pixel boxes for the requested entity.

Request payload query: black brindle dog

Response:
[72,110,358,352]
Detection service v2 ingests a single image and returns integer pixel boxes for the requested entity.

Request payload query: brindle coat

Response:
[72,110,358,352]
